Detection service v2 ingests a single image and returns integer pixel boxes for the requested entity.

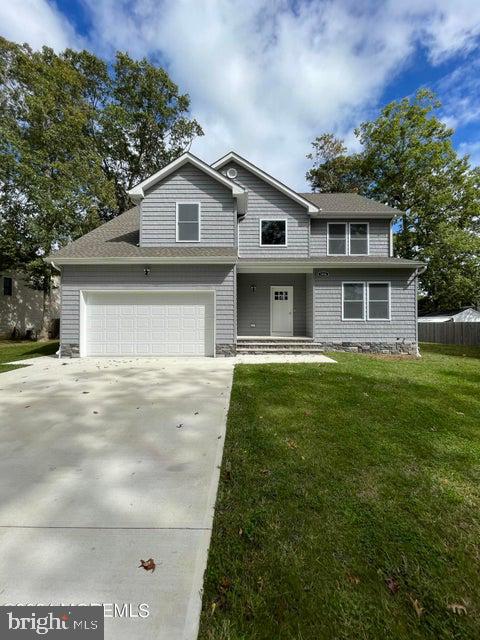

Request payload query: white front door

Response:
[270,286,293,336]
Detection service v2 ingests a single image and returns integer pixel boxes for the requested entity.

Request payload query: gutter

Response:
[44,256,238,266]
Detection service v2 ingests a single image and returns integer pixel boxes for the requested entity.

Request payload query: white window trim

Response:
[259,219,288,247]
[176,202,201,243]
[327,222,370,256]
[349,221,370,256]
[367,281,391,321]
[342,281,366,322]
[327,222,347,256]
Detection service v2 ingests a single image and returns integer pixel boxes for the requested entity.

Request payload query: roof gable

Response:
[127,152,246,211]
[211,151,319,214]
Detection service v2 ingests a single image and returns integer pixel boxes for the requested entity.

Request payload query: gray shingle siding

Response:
[60,264,235,350]
[310,219,391,256]
[312,268,416,343]
[140,165,236,247]
[306,273,313,337]
[237,273,306,336]
[223,162,310,258]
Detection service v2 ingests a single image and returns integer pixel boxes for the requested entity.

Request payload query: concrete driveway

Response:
[0,356,234,639]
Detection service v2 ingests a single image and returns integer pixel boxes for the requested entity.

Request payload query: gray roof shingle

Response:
[47,207,237,261]
[298,193,400,217]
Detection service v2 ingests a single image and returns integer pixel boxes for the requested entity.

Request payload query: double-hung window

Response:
[342,282,365,320]
[342,281,391,321]
[367,282,390,320]
[260,220,287,246]
[176,203,200,242]
[349,223,368,255]
[328,222,369,255]
[328,223,347,255]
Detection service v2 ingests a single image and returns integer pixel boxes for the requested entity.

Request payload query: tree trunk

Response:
[38,286,51,341]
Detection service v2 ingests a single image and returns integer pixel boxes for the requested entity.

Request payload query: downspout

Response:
[413,265,427,357]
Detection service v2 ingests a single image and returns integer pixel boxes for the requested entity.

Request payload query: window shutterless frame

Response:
[348,222,369,256]
[259,219,288,246]
[175,202,201,242]
[327,222,347,255]
[341,281,366,321]
[367,281,391,321]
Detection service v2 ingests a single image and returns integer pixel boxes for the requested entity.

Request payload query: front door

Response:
[270,286,293,336]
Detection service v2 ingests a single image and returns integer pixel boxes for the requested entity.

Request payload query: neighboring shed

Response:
[418,308,480,323]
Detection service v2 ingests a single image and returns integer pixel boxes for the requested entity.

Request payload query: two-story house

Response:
[47,151,423,357]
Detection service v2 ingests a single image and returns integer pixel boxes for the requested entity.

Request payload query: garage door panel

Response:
[85,292,214,357]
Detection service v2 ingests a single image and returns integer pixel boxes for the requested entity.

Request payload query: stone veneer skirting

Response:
[314,341,418,355]
[215,344,236,357]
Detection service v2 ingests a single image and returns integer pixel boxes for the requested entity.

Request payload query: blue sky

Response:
[1,0,480,189]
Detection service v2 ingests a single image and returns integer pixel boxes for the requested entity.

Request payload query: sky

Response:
[1,0,480,190]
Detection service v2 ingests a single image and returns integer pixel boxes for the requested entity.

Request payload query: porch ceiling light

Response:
[250,284,256,293]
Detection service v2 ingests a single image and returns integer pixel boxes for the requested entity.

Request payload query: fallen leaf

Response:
[93,411,98,414]
[286,438,298,450]
[211,602,217,615]
[176,423,183,429]
[346,573,360,585]
[447,603,467,615]
[194,411,199,415]
[409,596,424,617]
[456,411,465,416]
[385,577,399,594]
[304,410,312,416]
[139,558,156,572]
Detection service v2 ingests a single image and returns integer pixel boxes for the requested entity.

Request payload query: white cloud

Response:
[2,0,480,188]
[458,141,480,167]
[0,0,80,51]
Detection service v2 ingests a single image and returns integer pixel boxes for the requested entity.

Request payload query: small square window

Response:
[3,277,12,296]
[261,220,286,245]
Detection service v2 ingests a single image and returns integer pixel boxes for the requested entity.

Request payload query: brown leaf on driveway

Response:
[409,596,424,617]
[447,603,467,615]
[139,558,156,572]
[385,577,399,594]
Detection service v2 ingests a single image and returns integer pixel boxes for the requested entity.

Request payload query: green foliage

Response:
[307,90,480,311]
[0,37,203,297]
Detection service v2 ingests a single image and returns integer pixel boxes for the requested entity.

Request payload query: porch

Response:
[236,272,312,339]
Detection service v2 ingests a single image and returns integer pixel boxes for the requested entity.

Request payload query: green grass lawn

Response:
[199,343,480,640]
[0,340,59,374]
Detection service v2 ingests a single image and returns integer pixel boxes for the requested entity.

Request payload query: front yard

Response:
[0,340,59,374]
[199,343,480,639]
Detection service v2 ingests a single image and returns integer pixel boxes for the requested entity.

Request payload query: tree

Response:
[0,37,203,337]
[65,50,203,214]
[306,133,366,193]
[0,38,117,337]
[306,90,480,311]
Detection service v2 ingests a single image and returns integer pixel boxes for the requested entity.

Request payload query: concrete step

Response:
[237,346,325,354]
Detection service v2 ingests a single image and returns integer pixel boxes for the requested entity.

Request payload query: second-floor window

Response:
[176,203,200,242]
[260,220,287,246]
[328,222,369,255]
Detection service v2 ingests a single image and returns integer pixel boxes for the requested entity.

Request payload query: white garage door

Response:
[84,291,214,356]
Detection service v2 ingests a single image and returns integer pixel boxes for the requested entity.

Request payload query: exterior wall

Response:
[140,165,236,247]
[310,219,391,256]
[222,161,310,258]
[0,272,60,338]
[311,268,417,353]
[60,264,236,356]
[237,273,306,336]
[306,273,313,338]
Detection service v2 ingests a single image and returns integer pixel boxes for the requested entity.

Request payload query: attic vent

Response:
[226,167,238,179]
